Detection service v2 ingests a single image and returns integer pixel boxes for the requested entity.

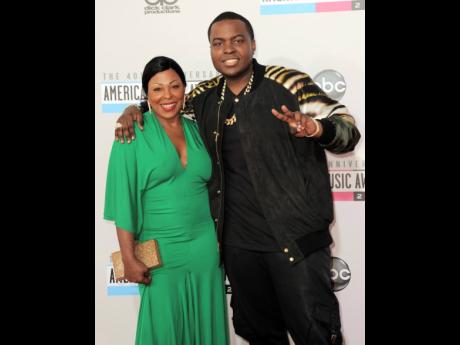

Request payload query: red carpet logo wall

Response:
[100,70,219,114]
[107,260,351,295]
[96,2,364,344]
[106,263,140,296]
[313,69,365,202]
[260,0,365,15]
[328,158,365,201]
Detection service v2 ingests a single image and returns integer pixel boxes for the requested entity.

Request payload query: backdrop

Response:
[95,1,365,344]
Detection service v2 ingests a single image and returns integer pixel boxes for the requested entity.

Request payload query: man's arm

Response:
[270,68,360,152]
[296,76,361,154]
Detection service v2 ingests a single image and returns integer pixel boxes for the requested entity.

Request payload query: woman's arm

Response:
[116,227,151,285]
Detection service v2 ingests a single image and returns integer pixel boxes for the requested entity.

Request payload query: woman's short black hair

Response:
[207,11,254,41]
[142,56,186,94]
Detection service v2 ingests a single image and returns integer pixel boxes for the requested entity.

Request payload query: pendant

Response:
[225,114,237,126]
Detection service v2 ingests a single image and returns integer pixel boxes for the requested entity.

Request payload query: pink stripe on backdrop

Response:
[333,192,354,201]
[316,1,352,12]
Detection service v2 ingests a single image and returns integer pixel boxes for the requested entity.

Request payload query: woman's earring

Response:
[147,100,152,114]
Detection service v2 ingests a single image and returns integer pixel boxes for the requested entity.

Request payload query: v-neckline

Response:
[154,114,188,170]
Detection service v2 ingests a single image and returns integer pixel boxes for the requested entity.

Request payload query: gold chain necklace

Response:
[221,72,254,126]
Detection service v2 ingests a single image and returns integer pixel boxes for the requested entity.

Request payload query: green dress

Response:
[104,112,229,345]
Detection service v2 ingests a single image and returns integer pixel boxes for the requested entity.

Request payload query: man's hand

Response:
[271,105,322,138]
[115,105,144,143]
[122,257,152,285]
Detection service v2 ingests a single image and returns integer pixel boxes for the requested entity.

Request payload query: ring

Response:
[116,123,122,129]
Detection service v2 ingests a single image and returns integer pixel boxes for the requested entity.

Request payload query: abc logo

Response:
[145,0,178,5]
[331,257,351,291]
[313,70,346,101]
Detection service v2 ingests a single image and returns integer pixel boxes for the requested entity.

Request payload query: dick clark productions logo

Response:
[145,0,178,4]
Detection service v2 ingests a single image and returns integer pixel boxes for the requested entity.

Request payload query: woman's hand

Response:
[122,257,152,285]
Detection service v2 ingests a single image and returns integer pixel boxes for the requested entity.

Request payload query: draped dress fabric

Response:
[104,113,229,345]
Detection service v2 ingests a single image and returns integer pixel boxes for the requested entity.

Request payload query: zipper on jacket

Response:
[213,101,224,240]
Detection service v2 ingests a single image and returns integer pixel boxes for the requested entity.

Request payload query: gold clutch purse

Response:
[111,239,162,280]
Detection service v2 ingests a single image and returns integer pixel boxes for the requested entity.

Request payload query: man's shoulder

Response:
[264,64,310,79]
[263,65,313,94]
[187,75,222,100]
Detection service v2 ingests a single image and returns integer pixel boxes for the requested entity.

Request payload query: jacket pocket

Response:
[313,303,342,345]
[303,176,324,222]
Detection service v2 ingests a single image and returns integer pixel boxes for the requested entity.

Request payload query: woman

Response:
[104,56,229,345]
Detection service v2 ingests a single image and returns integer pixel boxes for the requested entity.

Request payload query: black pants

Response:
[224,245,342,345]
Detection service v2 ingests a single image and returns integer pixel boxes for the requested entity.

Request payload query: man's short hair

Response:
[207,11,255,41]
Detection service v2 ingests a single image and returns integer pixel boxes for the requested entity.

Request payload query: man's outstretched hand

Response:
[271,105,322,138]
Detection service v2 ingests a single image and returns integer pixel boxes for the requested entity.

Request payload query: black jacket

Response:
[146,59,361,264]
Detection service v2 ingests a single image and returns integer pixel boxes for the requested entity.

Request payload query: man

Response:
[115,11,360,345]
